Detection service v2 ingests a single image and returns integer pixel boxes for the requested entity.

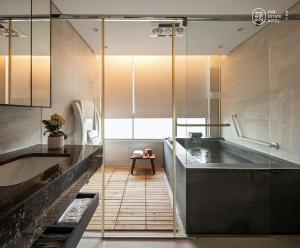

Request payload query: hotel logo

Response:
[252,8,288,26]
[252,8,266,26]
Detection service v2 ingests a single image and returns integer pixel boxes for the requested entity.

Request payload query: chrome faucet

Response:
[190,132,203,144]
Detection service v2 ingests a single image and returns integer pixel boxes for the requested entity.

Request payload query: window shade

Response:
[104,56,133,118]
[104,55,210,119]
[134,56,172,118]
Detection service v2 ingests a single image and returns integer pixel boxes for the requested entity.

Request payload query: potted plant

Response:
[42,113,67,149]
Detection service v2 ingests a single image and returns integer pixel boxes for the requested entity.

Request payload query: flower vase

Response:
[48,136,64,149]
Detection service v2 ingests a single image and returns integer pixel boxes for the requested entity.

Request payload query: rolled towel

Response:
[133,150,144,157]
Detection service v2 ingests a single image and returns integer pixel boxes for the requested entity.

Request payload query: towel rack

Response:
[232,113,279,149]
[176,123,230,127]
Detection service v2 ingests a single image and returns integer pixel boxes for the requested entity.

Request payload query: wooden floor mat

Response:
[80,166,173,231]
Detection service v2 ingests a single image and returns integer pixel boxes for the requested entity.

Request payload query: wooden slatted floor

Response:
[80,166,173,231]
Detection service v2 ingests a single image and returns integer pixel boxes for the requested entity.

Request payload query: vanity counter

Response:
[0,144,102,247]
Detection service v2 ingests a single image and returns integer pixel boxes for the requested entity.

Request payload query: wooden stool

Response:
[130,154,156,175]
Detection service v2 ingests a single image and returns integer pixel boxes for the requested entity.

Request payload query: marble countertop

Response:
[0,144,101,219]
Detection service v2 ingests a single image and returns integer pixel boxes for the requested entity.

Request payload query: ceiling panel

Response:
[53,0,298,16]
[52,0,298,55]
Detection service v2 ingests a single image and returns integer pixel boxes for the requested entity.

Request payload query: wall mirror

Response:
[0,0,51,107]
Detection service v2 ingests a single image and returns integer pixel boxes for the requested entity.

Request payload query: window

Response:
[134,118,172,139]
[105,118,172,140]
[177,118,207,138]
[104,119,133,139]
[105,56,173,140]
[105,117,206,140]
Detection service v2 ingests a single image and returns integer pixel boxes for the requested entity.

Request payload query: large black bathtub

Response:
[164,138,300,235]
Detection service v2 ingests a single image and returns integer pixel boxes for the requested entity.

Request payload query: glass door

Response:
[101,18,182,237]
[49,12,186,237]
[49,14,104,233]
[183,17,273,235]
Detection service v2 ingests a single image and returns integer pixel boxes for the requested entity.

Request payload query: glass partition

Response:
[174,19,187,236]
[102,18,176,235]
[182,14,300,234]
[184,20,273,166]
[0,0,51,107]
[267,18,300,233]
[182,19,273,234]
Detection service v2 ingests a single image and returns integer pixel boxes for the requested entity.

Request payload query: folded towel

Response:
[133,150,144,157]
[58,198,92,224]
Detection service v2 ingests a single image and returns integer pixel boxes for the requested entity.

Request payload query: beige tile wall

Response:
[0,106,42,154]
[221,3,300,163]
[41,19,101,145]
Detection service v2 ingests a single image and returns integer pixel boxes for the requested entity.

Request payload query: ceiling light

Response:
[150,22,185,38]
[152,27,163,35]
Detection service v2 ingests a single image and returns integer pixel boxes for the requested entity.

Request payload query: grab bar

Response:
[176,123,230,127]
[232,113,279,149]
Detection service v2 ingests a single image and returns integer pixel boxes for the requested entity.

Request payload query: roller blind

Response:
[104,56,133,118]
[104,55,209,119]
[134,56,172,118]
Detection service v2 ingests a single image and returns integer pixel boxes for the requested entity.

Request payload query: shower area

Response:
[52,6,300,236]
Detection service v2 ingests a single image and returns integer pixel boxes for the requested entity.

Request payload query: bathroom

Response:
[0,0,300,247]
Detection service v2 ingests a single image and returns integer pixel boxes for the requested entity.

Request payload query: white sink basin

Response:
[0,156,68,187]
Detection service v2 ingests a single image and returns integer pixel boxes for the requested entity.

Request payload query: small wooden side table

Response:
[130,154,156,175]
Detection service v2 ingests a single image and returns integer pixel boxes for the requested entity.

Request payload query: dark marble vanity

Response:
[0,145,102,247]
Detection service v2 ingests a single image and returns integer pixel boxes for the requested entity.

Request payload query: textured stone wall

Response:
[221,3,300,163]
[0,106,42,154]
[41,20,100,145]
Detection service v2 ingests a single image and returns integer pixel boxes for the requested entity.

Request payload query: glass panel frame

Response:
[101,18,178,237]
